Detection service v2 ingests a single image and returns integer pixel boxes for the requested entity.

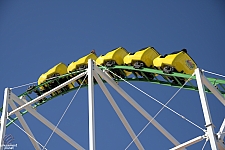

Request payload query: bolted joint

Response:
[205,123,215,128]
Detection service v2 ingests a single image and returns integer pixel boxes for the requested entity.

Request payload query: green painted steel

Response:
[1,66,225,127]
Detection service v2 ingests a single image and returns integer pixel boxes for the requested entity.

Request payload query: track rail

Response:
[1,66,225,127]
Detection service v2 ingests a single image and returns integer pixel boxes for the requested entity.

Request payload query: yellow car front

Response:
[172,51,197,75]
[68,53,98,73]
[38,63,73,96]
[96,47,128,66]
[124,47,160,68]
[153,49,196,75]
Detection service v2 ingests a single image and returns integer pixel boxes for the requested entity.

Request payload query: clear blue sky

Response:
[0,1,225,150]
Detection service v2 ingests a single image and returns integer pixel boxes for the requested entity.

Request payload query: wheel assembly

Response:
[163,66,174,74]
[105,60,116,67]
[133,61,145,69]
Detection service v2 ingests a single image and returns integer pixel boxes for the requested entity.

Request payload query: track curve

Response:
[2,65,225,127]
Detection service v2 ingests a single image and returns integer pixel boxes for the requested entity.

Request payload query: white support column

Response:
[88,59,95,150]
[8,99,40,150]
[8,72,87,116]
[0,88,10,150]
[170,135,206,150]
[94,66,183,148]
[195,68,218,150]
[93,71,144,150]
[11,93,85,150]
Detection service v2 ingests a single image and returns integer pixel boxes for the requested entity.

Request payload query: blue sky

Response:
[0,1,225,150]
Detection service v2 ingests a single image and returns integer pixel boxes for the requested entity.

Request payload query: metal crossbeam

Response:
[93,71,144,149]
[170,135,206,150]
[8,72,87,116]
[8,99,40,150]
[11,93,85,150]
[218,119,225,142]
[94,64,184,148]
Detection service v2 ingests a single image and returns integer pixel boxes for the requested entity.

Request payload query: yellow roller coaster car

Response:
[38,63,73,96]
[96,47,128,66]
[153,49,197,84]
[67,52,98,73]
[123,47,160,79]
[124,47,160,68]
[96,47,131,78]
[67,51,98,84]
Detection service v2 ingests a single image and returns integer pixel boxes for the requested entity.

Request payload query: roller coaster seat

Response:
[123,47,160,68]
[96,47,128,66]
[96,47,131,77]
[38,63,73,96]
[67,53,98,73]
[153,49,197,75]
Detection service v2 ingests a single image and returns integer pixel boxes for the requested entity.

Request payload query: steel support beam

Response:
[217,119,225,150]
[195,68,218,150]
[170,135,206,150]
[8,72,87,116]
[11,93,85,150]
[201,74,225,106]
[88,59,95,150]
[218,119,225,142]
[201,72,225,106]
[94,65,183,148]
[8,99,41,150]
[93,71,144,149]
[0,88,10,150]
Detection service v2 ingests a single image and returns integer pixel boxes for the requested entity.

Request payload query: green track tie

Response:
[220,84,225,91]
[161,75,171,83]
[132,71,138,79]
[187,80,195,88]
[173,77,182,86]
[27,95,33,101]
[154,76,159,82]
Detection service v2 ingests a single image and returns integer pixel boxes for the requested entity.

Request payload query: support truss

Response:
[0,59,225,150]
[0,73,87,150]
[170,69,225,150]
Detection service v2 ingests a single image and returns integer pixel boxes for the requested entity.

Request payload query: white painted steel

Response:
[0,88,10,150]
[94,65,183,148]
[217,119,225,150]
[8,71,87,116]
[88,59,95,150]
[93,71,144,150]
[170,135,205,150]
[218,119,225,141]
[217,142,225,150]
[195,68,219,150]
[8,99,40,150]
[11,93,85,150]
[201,75,225,106]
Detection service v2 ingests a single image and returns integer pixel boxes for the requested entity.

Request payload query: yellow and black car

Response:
[96,47,128,66]
[96,47,131,78]
[38,63,73,96]
[67,51,98,84]
[124,47,160,69]
[153,49,197,84]
[123,47,160,79]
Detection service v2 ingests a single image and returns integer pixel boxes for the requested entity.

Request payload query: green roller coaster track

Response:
[1,65,225,127]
